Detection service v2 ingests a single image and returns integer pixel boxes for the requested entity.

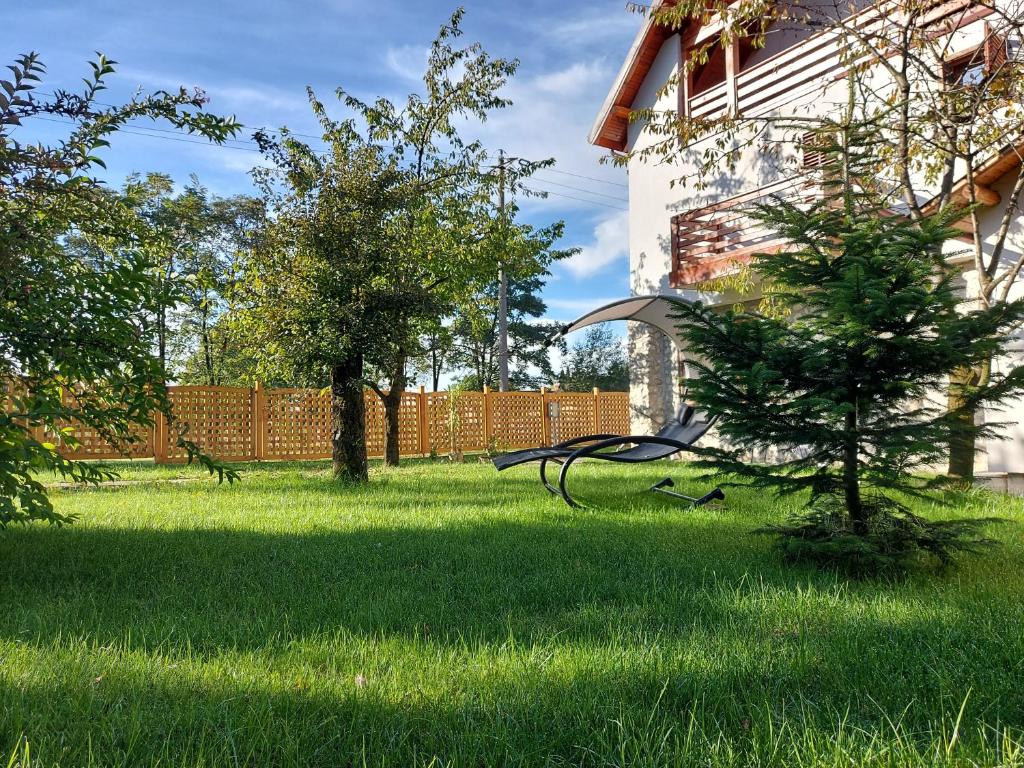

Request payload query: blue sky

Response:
[4,0,640,328]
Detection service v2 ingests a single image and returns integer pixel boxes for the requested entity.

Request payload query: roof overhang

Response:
[922,141,1024,218]
[588,2,675,152]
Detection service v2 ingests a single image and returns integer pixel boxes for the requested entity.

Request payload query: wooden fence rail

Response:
[51,385,630,464]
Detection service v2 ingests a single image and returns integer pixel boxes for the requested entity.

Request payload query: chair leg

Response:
[557,455,582,508]
[539,458,561,496]
[649,478,725,507]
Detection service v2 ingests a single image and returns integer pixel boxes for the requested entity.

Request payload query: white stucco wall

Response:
[970,171,1024,472]
[623,31,850,433]
[619,13,1024,471]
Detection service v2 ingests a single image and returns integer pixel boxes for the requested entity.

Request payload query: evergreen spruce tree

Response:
[672,114,1024,573]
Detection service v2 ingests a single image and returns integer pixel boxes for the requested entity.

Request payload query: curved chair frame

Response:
[493,409,720,508]
[555,435,700,508]
[537,434,619,496]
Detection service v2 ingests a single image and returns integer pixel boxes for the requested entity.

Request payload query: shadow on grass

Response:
[1,518,1024,765]
[3,465,1024,765]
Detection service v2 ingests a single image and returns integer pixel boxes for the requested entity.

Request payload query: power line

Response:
[23,114,315,156]
[36,91,630,189]
[543,167,628,189]
[21,114,633,208]
[530,175,629,203]
[36,91,633,194]
[37,90,337,148]
[521,185,628,211]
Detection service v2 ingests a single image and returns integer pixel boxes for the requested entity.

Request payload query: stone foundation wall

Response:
[627,322,679,434]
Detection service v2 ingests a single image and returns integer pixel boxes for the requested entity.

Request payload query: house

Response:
[588,0,1024,476]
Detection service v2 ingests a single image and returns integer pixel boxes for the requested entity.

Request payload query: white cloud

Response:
[560,209,629,279]
[540,6,645,49]
[531,61,608,96]
[465,57,628,213]
[384,45,430,83]
[546,295,629,316]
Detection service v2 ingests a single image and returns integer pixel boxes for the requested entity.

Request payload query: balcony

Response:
[669,179,812,286]
[684,0,985,121]
[670,170,980,287]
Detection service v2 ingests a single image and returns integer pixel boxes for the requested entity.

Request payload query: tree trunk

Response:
[157,304,167,381]
[201,306,214,386]
[382,388,403,467]
[431,347,441,392]
[948,364,982,480]
[331,356,368,482]
[843,409,866,535]
[381,354,408,467]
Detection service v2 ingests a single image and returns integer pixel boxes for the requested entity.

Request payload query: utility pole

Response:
[497,149,510,392]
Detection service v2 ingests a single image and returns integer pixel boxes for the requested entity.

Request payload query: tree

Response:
[0,52,240,525]
[411,320,454,392]
[451,272,563,391]
[448,205,575,392]
[558,326,629,392]
[106,174,262,384]
[116,173,177,377]
[239,105,413,481]
[672,121,1024,572]
[634,0,1024,479]
[158,180,263,385]
[338,9,522,466]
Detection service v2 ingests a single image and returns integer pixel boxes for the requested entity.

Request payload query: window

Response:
[943,24,1008,87]
[944,52,988,87]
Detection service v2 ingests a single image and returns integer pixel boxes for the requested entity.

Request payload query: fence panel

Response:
[32,384,631,463]
[5,384,154,461]
[489,392,545,450]
[424,392,452,455]
[455,392,488,453]
[546,392,597,445]
[597,392,631,436]
[364,391,423,458]
[163,386,256,462]
[59,421,154,461]
[263,388,332,461]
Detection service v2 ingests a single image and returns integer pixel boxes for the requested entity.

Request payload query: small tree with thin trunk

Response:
[340,8,520,467]
[673,119,1024,573]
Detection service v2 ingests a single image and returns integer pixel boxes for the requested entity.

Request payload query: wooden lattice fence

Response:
[37,385,631,463]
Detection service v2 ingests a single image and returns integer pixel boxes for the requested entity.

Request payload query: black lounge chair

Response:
[492,403,723,508]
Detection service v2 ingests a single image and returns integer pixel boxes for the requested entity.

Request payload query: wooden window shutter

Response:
[801,132,829,169]
[983,23,1008,73]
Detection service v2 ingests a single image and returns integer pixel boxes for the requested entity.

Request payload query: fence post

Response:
[593,387,601,433]
[418,385,428,457]
[253,382,265,461]
[540,387,551,446]
[154,410,167,465]
[483,385,493,449]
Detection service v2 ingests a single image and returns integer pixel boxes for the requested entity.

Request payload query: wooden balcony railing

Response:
[670,179,813,286]
[686,27,855,120]
[685,0,988,121]
[670,173,976,287]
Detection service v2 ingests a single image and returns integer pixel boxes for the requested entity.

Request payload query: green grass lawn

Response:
[3,459,1024,767]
